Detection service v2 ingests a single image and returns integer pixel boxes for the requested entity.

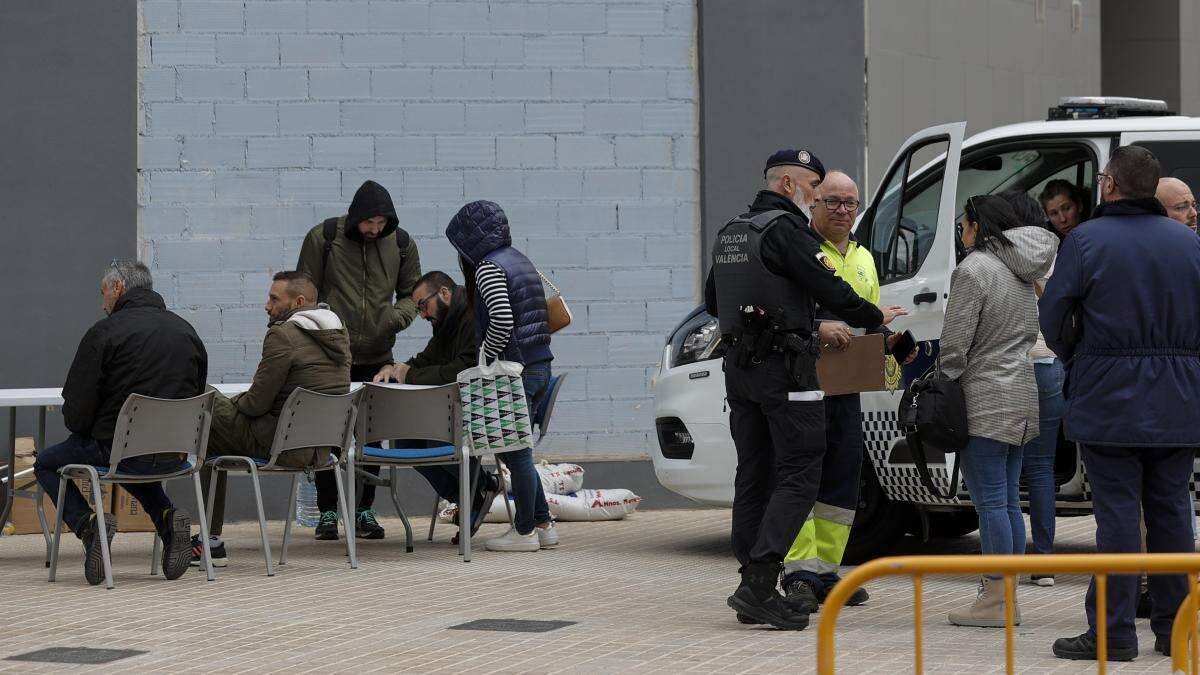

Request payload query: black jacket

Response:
[404,289,479,385]
[62,287,208,441]
[704,190,883,329]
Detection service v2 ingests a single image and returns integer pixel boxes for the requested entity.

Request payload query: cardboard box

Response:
[817,333,888,396]
[7,437,157,535]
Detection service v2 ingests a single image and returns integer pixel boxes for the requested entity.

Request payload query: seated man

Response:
[373,271,500,539]
[34,260,207,584]
[192,271,351,565]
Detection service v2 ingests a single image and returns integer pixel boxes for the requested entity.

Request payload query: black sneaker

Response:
[783,577,821,614]
[159,508,192,580]
[355,508,385,539]
[814,576,870,607]
[1051,632,1137,662]
[315,510,339,540]
[1029,574,1055,587]
[727,585,810,630]
[79,513,116,586]
[189,534,228,567]
[1155,636,1171,657]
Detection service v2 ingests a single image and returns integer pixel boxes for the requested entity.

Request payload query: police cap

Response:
[764,148,826,181]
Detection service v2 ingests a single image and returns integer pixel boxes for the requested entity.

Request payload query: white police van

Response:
[652,98,1200,562]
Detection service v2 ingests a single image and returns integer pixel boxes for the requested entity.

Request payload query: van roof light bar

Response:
[1048,96,1173,120]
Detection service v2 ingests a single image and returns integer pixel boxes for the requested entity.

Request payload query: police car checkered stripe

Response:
[863,410,1200,507]
[862,410,961,506]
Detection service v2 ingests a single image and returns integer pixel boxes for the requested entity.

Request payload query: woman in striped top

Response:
[447,200,557,553]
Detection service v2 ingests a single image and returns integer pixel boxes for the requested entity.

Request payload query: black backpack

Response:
[897,361,968,499]
[320,217,411,293]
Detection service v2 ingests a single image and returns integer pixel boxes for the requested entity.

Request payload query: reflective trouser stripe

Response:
[784,502,855,575]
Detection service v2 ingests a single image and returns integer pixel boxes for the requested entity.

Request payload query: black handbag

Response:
[897,361,968,500]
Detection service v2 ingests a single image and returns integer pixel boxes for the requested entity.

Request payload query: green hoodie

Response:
[296,180,422,366]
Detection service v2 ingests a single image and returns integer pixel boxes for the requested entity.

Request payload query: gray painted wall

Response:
[866,0,1101,193]
[0,2,136,439]
[698,0,867,266]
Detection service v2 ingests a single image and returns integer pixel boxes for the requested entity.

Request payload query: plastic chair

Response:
[203,387,361,575]
[48,391,217,589]
[425,372,568,544]
[351,383,498,562]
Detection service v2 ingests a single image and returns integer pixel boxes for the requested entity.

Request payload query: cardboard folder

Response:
[816,333,887,396]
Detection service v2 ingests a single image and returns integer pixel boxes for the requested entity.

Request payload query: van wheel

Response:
[919,510,979,539]
[843,457,914,565]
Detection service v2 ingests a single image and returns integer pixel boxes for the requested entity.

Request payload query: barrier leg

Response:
[1097,574,1107,675]
[913,574,923,675]
[1003,574,1015,675]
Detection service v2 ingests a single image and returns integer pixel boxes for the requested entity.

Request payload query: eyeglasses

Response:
[416,290,439,313]
[819,198,861,213]
[1096,173,1116,187]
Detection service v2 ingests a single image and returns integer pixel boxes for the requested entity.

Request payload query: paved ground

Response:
[0,509,1188,673]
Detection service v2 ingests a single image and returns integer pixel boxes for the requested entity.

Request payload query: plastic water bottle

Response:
[295,474,320,527]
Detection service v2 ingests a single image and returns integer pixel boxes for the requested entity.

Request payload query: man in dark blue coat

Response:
[1040,145,1200,662]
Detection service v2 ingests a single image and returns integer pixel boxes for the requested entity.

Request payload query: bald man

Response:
[1156,178,1197,232]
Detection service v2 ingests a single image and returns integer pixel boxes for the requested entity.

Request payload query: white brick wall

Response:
[137,0,699,459]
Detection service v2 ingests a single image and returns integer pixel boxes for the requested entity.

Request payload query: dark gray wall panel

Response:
[698,0,866,268]
[0,1,137,393]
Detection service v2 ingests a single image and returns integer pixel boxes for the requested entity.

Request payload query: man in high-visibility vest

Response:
[742,170,914,620]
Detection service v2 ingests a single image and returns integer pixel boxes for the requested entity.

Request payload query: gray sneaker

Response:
[80,513,116,586]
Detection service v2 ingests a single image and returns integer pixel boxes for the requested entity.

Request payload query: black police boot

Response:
[727,562,810,631]
[1051,632,1137,662]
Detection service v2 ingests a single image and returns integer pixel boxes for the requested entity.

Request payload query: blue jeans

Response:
[496,361,553,535]
[33,433,186,537]
[1021,360,1065,555]
[960,435,1026,564]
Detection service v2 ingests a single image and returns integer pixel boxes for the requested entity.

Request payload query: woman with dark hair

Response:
[447,200,557,553]
[941,194,1058,627]
[1039,179,1090,237]
[1000,191,1066,587]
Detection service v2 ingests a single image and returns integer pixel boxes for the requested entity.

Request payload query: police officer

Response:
[704,150,904,630]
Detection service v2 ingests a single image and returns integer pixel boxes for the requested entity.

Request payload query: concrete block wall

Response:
[137,0,699,459]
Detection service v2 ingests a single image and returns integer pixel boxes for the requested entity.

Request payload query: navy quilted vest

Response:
[446,200,553,366]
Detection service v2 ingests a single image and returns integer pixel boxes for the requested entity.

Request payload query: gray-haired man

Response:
[33,260,208,585]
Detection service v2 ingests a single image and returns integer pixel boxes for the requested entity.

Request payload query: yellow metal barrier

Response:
[815,553,1200,674]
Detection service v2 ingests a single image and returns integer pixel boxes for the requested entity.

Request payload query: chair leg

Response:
[245,462,274,577]
[47,478,67,582]
[427,494,440,542]
[205,466,220,539]
[333,467,357,569]
[460,449,472,563]
[388,467,413,553]
[150,536,161,576]
[192,473,216,582]
[345,454,357,538]
[280,474,298,566]
[35,484,51,568]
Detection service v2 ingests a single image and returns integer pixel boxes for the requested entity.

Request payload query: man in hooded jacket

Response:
[1042,146,1200,662]
[297,180,421,541]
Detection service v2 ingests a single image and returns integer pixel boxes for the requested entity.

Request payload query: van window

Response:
[1132,140,1200,196]
[860,139,950,283]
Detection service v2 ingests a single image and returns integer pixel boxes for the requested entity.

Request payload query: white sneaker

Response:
[537,523,559,549]
[484,528,539,552]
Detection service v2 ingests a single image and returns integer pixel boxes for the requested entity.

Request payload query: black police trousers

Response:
[726,352,827,569]
[1081,444,1195,648]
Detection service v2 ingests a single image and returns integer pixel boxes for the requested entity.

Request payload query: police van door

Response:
[853,122,966,502]
[856,122,965,342]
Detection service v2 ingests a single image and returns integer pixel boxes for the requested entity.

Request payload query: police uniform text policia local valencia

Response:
[704,150,904,630]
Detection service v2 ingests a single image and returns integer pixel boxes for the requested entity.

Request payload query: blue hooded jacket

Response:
[445,200,552,366]
[1039,197,1200,447]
